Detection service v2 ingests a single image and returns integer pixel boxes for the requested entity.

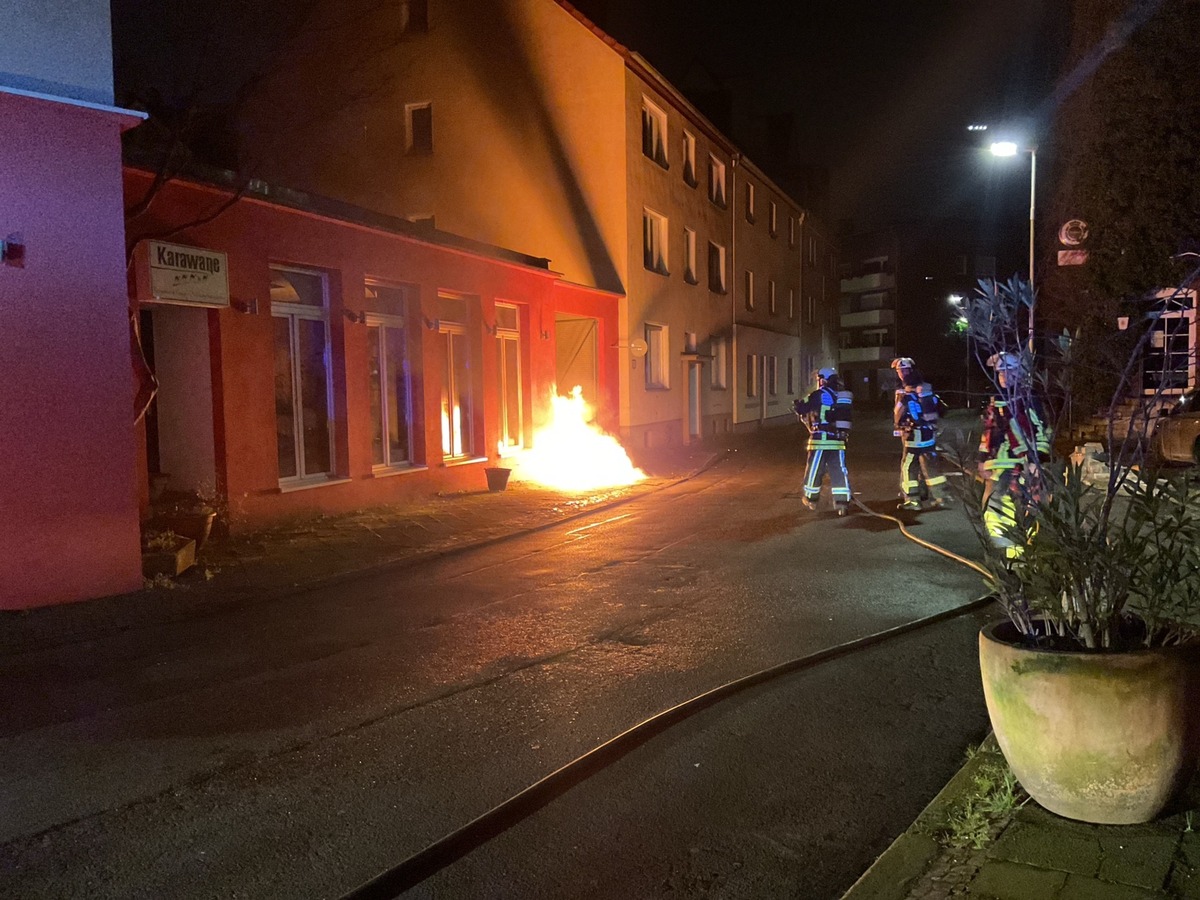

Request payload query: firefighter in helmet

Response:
[793,366,853,515]
[978,352,1051,558]
[891,357,950,510]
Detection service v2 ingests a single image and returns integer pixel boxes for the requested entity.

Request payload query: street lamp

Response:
[990,140,1037,351]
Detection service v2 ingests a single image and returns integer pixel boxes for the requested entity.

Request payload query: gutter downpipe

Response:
[730,153,740,427]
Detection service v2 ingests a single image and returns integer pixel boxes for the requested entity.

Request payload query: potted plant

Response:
[154,487,221,550]
[959,276,1200,825]
[141,529,197,578]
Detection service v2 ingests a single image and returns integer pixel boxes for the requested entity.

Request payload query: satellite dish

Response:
[629,338,648,359]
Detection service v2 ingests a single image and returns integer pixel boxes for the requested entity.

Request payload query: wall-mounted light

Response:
[231,298,258,315]
[343,309,366,324]
[423,316,440,331]
[483,320,497,336]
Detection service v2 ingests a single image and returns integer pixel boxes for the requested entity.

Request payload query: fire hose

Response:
[338,500,994,899]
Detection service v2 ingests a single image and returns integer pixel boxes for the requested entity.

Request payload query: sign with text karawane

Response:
[147,241,229,307]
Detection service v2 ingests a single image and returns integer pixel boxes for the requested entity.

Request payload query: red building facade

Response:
[125,169,620,531]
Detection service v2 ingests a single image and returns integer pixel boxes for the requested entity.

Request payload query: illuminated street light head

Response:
[990,141,1019,157]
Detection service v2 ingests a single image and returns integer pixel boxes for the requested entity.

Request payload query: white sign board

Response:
[148,241,229,307]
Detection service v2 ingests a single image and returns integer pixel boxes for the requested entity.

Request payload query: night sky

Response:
[570,0,1068,233]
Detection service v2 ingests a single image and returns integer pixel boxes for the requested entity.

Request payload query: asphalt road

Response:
[0,413,994,899]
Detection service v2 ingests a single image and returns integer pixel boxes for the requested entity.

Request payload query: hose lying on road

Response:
[338,501,995,900]
[851,497,991,579]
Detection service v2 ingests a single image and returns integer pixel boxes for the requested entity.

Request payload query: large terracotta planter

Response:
[980,619,1200,824]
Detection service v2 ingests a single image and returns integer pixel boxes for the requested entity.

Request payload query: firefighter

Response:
[793,366,853,515]
[978,352,1052,558]
[891,357,950,511]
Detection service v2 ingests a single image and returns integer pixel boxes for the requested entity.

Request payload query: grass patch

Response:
[935,746,1027,850]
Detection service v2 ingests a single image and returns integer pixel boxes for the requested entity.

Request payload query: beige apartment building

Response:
[240,0,837,448]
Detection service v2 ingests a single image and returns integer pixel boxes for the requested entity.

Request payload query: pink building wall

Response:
[0,92,144,609]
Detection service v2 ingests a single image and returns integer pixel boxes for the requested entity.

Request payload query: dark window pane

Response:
[299,318,330,474]
[274,317,297,479]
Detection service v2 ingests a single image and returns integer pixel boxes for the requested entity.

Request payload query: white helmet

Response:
[817,366,837,380]
[891,357,915,371]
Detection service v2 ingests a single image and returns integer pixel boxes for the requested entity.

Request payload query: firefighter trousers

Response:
[900,446,948,502]
[804,447,851,508]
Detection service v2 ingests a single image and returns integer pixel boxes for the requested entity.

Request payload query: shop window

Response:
[271,266,333,483]
[495,302,523,452]
[438,295,475,459]
[364,283,412,469]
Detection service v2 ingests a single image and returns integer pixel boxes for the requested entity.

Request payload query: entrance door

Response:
[687,360,702,441]
[555,314,598,404]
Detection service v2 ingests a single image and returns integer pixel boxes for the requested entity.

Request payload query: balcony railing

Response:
[840,309,895,329]
[838,345,895,364]
[840,272,896,293]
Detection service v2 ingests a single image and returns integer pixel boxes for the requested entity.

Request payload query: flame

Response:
[511,386,645,491]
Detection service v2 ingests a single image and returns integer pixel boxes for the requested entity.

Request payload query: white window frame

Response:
[682,130,697,186]
[708,154,726,207]
[495,302,524,452]
[769,201,778,237]
[745,354,759,398]
[806,294,816,325]
[711,335,728,389]
[642,207,669,275]
[745,182,755,223]
[789,215,797,248]
[683,227,698,284]
[768,279,777,315]
[641,97,669,168]
[744,269,755,310]
[708,241,727,293]
[364,309,413,470]
[271,265,334,485]
[645,322,669,390]
[788,287,796,319]
[767,356,778,396]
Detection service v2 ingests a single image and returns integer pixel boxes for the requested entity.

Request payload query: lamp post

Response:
[990,140,1037,352]
[949,294,969,399]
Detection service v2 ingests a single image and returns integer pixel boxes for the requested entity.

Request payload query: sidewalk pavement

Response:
[842,735,1200,900]
[0,440,723,658]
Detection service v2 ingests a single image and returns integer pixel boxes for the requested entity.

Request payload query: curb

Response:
[841,733,1002,900]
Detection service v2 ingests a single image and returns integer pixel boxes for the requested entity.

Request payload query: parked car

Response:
[1150,392,1200,465]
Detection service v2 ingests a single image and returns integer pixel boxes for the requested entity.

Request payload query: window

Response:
[788,287,796,319]
[808,236,817,265]
[769,201,778,237]
[438,294,475,459]
[744,270,755,310]
[708,154,726,207]
[399,0,428,33]
[711,336,727,389]
[767,356,778,396]
[683,227,698,284]
[645,322,669,389]
[806,294,816,325]
[789,215,797,248]
[364,283,412,469]
[682,130,697,186]
[746,354,759,398]
[495,303,522,452]
[787,357,795,394]
[768,279,777,315]
[745,183,755,223]
[641,97,668,168]
[642,208,669,275]
[271,266,333,483]
[708,241,727,293]
[406,102,433,154]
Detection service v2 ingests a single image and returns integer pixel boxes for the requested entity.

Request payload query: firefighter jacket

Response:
[978,394,1051,477]
[794,381,853,450]
[894,382,941,450]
